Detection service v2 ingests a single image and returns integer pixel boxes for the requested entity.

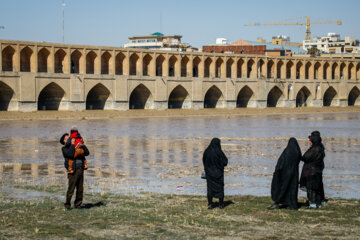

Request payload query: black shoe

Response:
[219,204,224,209]
[267,204,280,210]
[66,208,71,211]
[208,204,215,210]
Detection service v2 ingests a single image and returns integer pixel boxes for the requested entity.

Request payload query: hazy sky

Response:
[0,0,359,48]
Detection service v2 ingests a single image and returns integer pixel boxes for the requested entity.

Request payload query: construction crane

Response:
[245,16,342,41]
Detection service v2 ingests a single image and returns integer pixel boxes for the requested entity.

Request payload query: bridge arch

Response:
[332,62,338,79]
[215,58,224,78]
[38,82,65,110]
[71,50,82,74]
[323,62,330,80]
[296,61,303,79]
[2,46,15,71]
[226,58,234,78]
[247,59,255,78]
[267,86,284,107]
[143,54,152,76]
[38,48,50,73]
[55,49,67,73]
[237,86,254,108]
[340,63,346,79]
[314,62,321,79]
[348,87,360,106]
[20,46,33,72]
[296,86,312,107]
[276,60,284,79]
[286,61,294,79]
[115,52,125,75]
[237,59,244,78]
[305,62,311,79]
[101,51,112,75]
[0,81,15,111]
[86,83,111,110]
[129,53,139,76]
[156,55,165,76]
[267,60,274,78]
[204,85,224,108]
[192,56,200,77]
[181,56,189,77]
[86,51,97,74]
[348,63,354,80]
[129,84,153,109]
[323,86,338,106]
[168,55,177,76]
[204,57,212,78]
[168,85,191,109]
[357,63,360,80]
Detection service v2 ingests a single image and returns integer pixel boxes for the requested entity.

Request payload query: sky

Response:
[0,0,359,48]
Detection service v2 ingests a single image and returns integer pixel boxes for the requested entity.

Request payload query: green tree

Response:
[308,46,321,57]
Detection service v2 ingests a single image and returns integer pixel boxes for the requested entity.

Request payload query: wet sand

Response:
[1,106,360,121]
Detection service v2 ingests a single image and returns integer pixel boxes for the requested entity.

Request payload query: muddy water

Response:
[0,113,359,199]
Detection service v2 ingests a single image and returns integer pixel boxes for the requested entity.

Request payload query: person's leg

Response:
[65,173,76,209]
[74,170,84,208]
[219,197,224,209]
[207,195,214,209]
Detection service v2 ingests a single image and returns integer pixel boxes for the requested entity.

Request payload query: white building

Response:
[303,33,360,54]
[124,32,193,52]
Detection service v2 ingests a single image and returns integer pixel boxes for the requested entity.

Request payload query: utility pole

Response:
[62,0,66,43]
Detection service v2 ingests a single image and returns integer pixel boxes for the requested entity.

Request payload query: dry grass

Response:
[0,184,359,239]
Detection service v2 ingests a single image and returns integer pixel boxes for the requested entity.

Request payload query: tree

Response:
[308,47,321,57]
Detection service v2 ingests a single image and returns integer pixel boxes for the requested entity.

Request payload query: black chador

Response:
[203,138,228,209]
[300,134,325,208]
[269,137,301,210]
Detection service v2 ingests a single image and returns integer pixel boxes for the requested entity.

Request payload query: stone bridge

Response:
[1,39,360,111]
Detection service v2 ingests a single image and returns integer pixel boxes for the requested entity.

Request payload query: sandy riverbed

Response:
[1,106,360,120]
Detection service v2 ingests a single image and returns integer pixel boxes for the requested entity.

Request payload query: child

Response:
[67,126,88,173]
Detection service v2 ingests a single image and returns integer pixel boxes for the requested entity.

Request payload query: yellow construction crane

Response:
[245,16,342,41]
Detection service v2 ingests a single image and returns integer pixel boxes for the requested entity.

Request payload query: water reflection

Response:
[0,113,360,199]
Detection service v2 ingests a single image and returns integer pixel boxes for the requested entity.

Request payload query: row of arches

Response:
[2,45,360,80]
[1,81,359,111]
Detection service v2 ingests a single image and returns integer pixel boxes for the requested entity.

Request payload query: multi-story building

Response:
[124,32,193,52]
[302,33,360,54]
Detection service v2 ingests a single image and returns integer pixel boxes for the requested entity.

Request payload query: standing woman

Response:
[300,134,325,209]
[203,138,228,209]
[268,137,302,210]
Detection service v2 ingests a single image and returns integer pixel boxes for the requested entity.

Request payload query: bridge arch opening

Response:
[296,87,311,107]
[267,86,283,107]
[101,51,111,75]
[129,84,152,109]
[204,57,212,78]
[193,56,200,77]
[38,48,50,73]
[323,87,337,106]
[332,62,338,79]
[0,81,14,111]
[357,63,360,79]
[305,62,311,79]
[38,82,65,110]
[215,58,223,78]
[323,62,329,80]
[169,56,177,77]
[226,58,234,78]
[247,59,255,78]
[143,54,152,76]
[237,59,244,78]
[168,85,190,109]
[296,61,302,79]
[2,46,15,72]
[181,56,189,77]
[156,55,165,76]
[204,85,223,108]
[86,83,111,110]
[86,51,97,74]
[267,60,274,78]
[348,63,354,80]
[115,52,125,75]
[314,62,321,79]
[71,50,82,74]
[237,86,254,108]
[20,47,33,72]
[286,61,293,79]
[129,53,139,76]
[348,87,360,106]
[55,49,66,73]
[276,60,283,79]
[340,63,346,79]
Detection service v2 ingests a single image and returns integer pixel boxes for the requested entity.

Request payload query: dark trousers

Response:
[307,188,321,206]
[65,169,84,208]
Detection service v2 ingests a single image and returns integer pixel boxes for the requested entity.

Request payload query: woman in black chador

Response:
[203,138,228,209]
[268,137,302,210]
[300,134,325,209]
